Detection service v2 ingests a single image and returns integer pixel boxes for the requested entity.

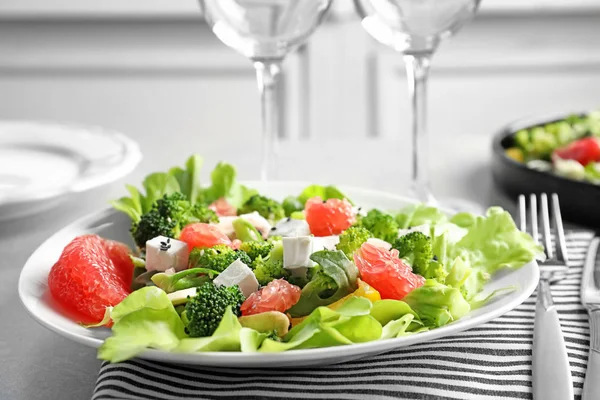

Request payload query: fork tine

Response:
[540,193,553,260]
[518,195,526,232]
[552,193,569,263]
[530,194,539,245]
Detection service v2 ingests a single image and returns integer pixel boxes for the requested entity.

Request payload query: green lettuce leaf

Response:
[176,307,271,353]
[297,184,352,205]
[403,280,470,328]
[169,154,204,204]
[369,299,419,326]
[111,155,257,222]
[287,250,359,317]
[381,314,421,339]
[97,287,187,362]
[449,207,543,275]
[260,297,381,352]
[200,162,257,208]
[395,204,448,229]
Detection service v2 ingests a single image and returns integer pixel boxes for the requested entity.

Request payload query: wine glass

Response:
[199,0,333,181]
[354,0,481,205]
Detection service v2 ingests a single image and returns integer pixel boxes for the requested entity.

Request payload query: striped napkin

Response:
[93,231,594,400]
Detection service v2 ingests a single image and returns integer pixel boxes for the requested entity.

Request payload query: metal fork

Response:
[519,193,573,400]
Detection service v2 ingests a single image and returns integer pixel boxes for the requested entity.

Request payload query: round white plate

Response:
[18,183,539,367]
[0,121,141,220]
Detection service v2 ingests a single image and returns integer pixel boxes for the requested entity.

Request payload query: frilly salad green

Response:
[55,155,541,362]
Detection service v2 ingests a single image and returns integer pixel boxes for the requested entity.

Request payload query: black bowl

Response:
[491,112,600,227]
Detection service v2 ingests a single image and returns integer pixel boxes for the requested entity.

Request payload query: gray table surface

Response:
[0,136,516,400]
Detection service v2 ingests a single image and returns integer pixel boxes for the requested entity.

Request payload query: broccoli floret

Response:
[392,232,446,281]
[239,194,285,223]
[184,282,245,337]
[189,245,252,273]
[356,209,399,243]
[282,196,303,217]
[131,193,218,249]
[239,241,274,261]
[336,226,372,258]
[251,240,289,285]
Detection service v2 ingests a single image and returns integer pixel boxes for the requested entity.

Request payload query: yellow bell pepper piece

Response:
[505,147,524,163]
[290,279,381,327]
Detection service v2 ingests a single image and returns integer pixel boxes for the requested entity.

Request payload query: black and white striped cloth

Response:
[93,231,594,400]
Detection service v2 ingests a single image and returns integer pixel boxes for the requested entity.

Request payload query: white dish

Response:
[18,182,539,367]
[0,121,141,220]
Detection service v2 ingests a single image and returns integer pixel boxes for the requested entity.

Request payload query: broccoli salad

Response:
[504,110,600,183]
[48,155,542,362]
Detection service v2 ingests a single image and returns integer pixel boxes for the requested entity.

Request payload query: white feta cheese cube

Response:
[145,236,189,272]
[366,238,392,250]
[270,218,311,238]
[283,236,314,277]
[312,235,340,252]
[213,259,259,298]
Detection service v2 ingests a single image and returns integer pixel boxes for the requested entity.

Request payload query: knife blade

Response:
[581,236,600,400]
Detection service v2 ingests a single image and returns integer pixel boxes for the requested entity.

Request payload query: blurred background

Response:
[1,0,599,205]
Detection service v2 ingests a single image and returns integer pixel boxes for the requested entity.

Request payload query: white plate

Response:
[0,121,141,220]
[18,183,539,367]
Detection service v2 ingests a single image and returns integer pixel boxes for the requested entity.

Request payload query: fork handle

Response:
[583,308,600,400]
[533,279,574,400]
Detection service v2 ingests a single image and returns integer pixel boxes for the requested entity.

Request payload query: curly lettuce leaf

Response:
[260,297,381,352]
[111,155,257,221]
[97,287,187,362]
[168,154,204,204]
[449,207,543,275]
[176,307,269,353]
[403,280,470,328]
[395,204,448,229]
[200,162,257,208]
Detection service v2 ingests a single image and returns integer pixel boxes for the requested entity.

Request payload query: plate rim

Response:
[0,120,142,205]
[18,184,540,366]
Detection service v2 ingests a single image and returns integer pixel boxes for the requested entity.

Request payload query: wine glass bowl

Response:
[355,0,480,54]
[201,0,332,61]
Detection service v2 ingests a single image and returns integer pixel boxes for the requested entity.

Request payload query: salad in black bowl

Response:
[492,109,600,227]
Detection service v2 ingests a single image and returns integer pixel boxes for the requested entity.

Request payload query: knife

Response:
[581,236,600,400]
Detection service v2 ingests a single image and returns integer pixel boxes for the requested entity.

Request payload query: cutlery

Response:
[519,193,573,400]
[581,235,600,400]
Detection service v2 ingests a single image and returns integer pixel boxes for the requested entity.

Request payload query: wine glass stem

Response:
[254,60,282,182]
[404,54,435,204]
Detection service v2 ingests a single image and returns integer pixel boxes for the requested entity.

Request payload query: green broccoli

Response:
[151,267,220,293]
[189,245,252,273]
[251,240,289,285]
[131,192,218,249]
[239,241,274,261]
[336,226,372,258]
[392,232,446,281]
[239,194,285,223]
[356,209,399,243]
[282,196,304,217]
[184,282,245,337]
